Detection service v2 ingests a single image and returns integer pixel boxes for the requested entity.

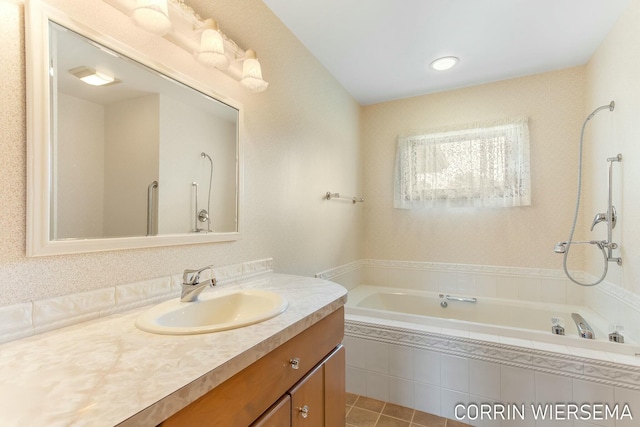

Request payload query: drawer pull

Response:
[299,405,309,418]
[289,357,300,369]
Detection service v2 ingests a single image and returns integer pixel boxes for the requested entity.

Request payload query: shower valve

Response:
[198,209,209,223]
[590,212,607,231]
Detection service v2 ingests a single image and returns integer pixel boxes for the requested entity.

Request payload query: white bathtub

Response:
[345,285,639,354]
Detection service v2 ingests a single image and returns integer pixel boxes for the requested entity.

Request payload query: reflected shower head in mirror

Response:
[201,152,213,163]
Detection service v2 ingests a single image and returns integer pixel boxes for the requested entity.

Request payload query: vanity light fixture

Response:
[131,0,171,36]
[195,19,229,69]
[69,66,119,86]
[240,50,268,93]
[430,56,459,71]
[102,0,269,93]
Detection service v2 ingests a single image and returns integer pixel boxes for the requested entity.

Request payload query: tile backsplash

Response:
[0,258,273,345]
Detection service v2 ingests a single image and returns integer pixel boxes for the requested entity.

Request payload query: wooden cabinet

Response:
[290,362,325,426]
[289,346,345,427]
[160,307,345,427]
[323,345,346,426]
[252,396,291,427]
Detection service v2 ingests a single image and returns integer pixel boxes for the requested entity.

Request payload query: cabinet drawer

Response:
[160,307,344,426]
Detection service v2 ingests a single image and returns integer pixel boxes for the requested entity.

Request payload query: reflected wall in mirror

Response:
[26,1,243,256]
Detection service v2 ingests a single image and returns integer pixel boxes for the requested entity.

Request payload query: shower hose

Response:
[562,106,611,287]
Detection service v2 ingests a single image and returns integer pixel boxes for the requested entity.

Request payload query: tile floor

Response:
[345,393,472,427]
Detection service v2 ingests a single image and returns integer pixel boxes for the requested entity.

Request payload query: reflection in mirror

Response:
[50,22,238,240]
[26,0,242,256]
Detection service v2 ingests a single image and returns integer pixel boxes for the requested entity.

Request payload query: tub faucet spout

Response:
[571,313,595,339]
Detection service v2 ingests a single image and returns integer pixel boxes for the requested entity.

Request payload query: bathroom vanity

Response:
[0,274,347,426]
[160,308,345,426]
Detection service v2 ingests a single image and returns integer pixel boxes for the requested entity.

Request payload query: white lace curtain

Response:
[394,118,531,208]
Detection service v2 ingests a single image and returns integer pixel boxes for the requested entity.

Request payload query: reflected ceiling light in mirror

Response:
[430,56,459,71]
[69,66,120,86]
[195,19,229,70]
[131,0,171,36]
[241,50,268,93]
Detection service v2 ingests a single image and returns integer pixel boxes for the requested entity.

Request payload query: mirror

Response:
[26,2,243,256]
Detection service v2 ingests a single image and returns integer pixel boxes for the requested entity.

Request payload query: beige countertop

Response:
[0,273,347,427]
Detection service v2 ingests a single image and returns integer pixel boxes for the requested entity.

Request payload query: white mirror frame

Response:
[25,0,244,256]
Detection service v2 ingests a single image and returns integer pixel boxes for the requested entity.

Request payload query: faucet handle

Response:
[183,266,213,285]
[590,212,607,231]
[609,324,625,343]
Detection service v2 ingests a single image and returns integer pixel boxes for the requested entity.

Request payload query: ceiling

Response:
[262,0,631,105]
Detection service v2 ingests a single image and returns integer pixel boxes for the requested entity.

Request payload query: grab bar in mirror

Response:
[325,191,364,204]
[146,181,158,236]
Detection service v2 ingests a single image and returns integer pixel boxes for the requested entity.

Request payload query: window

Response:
[394,119,530,208]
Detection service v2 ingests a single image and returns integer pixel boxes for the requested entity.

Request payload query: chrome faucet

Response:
[181,266,217,302]
[571,313,595,339]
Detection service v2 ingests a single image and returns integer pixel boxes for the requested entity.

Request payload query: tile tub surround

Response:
[316,259,640,344]
[344,318,640,427]
[0,258,274,345]
[316,260,640,426]
[0,273,347,426]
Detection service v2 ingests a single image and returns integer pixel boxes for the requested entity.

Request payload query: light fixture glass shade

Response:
[430,56,459,71]
[195,21,229,69]
[132,0,171,36]
[241,50,268,93]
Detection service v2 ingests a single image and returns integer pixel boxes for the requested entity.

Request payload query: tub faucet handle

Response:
[609,324,625,343]
[551,317,565,335]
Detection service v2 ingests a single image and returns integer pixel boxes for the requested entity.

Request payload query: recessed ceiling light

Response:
[69,66,120,86]
[430,56,459,71]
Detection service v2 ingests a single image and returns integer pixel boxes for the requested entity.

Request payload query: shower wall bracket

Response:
[605,154,622,266]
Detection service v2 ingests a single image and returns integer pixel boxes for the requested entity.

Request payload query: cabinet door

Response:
[290,364,324,427]
[252,395,291,427]
[324,345,345,426]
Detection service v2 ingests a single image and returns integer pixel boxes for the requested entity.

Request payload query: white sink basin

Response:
[135,289,288,335]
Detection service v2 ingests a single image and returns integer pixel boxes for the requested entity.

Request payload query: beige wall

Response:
[585,0,640,294]
[362,67,587,269]
[55,93,105,239]
[0,0,362,305]
[104,95,160,237]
